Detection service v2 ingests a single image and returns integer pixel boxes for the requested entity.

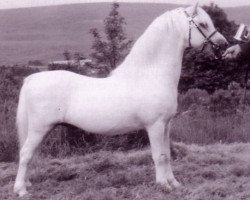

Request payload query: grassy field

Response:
[0,3,249,65]
[1,142,250,200]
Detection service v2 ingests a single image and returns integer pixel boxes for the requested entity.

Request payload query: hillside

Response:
[0,3,179,65]
[1,142,250,200]
[225,6,250,25]
[0,3,250,65]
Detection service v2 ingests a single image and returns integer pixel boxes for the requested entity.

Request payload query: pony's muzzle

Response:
[212,39,229,59]
[217,39,229,50]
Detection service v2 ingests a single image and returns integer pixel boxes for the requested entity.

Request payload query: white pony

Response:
[14,4,228,196]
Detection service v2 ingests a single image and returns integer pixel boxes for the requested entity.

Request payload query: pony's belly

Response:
[67,114,142,135]
[65,103,142,135]
[80,122,140,135]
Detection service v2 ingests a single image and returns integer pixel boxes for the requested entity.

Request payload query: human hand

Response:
[222,44,242,60]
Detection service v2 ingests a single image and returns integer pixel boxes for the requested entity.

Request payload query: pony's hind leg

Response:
[14,128,47,197]
[147,119,180,191]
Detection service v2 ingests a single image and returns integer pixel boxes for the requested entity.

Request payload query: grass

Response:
[172,109,250,144]
[1,142,250,200]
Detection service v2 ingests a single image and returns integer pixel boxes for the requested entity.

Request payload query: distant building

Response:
[28,65,48,71]
[48,59,92,67]
[28,60,48,71]
[28,59,104,76]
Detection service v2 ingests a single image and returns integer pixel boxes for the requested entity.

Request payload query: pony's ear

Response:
[191,2,199,17]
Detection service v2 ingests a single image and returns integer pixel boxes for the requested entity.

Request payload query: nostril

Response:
[219,40,229,50]
[224,41,229,48]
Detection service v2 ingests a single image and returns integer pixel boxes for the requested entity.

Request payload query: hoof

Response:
[164,183,173,192]
[157,179,181,192]
[26,180,32,187]
[169,179,181,188]
[14,184,28,197]
[18,189,28,197]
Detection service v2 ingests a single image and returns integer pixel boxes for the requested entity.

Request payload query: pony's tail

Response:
[16,80,29,149]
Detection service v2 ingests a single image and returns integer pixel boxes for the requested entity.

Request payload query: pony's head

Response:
[180,3,228,57]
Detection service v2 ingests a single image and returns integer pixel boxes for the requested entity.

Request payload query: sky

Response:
[1,0,250,10]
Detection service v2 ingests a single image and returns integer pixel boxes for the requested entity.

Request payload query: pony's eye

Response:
[199,23,208,29]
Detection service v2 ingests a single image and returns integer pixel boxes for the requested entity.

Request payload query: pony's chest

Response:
[141,93,173,111]
[135,88,177,122]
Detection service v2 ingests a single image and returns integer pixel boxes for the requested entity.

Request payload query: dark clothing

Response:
[240,42,250,61]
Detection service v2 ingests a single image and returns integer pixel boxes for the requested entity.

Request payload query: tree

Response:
[179,4,244,93]
[74,52,86,63]
[28,60,44,66]
[89,2,133,71]
[63,50,71,61]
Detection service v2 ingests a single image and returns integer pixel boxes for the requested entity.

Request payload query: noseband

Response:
[184,10,220,54]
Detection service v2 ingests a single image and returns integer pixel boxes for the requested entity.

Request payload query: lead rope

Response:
[243,64,249,111]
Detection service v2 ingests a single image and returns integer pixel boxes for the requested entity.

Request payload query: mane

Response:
[113,7,185,74]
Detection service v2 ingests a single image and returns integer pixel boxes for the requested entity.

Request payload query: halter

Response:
[184,10,220,54]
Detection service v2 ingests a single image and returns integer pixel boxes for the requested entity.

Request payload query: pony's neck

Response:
[112,9,186,87]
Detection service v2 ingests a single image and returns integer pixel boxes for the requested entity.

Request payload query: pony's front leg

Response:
[147,120,180,190]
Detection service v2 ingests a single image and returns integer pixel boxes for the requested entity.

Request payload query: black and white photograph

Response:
[0,0,250,199]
